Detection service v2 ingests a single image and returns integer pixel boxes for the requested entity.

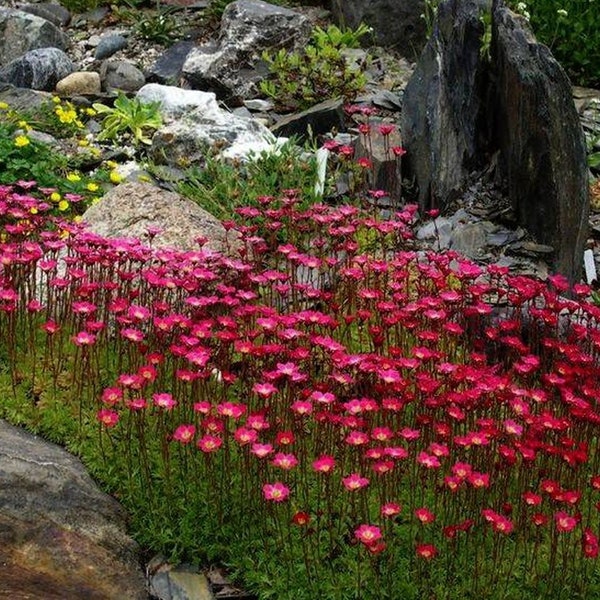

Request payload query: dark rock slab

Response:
[0,420,147,600]
[147,40,194,85]
[329,0,426,61]
[0,47,73,91]
[401,0,588,282]
[491,1,588,282]
[0,81,50,111]
[401,0,490,212]
[271,98,345,141]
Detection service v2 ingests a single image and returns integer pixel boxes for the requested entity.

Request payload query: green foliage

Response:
[58,0,100,13]
[92,93,163,146]
[172,139,320,220]
[259,24,371,111]
[0,122,103,216]
[135,9,180,45]
[509,1,600,88]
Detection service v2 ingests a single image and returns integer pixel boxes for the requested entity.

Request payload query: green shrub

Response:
[259,23,372,112]
[509,1,600,88]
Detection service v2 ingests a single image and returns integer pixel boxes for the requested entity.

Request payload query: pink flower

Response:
[312,455,336,474]
[173,424,196,444]
[153,393,177,410]
[73,331,96,346]
[251,443,274,458]
[417,452,441,469]
[272,453,299,470]
[416,544,437,559]
[263,482,290,502]
[342,473,370,491]
[97,409,119,427]
[234,427,258,445]
[415,508,435,524]
[197,435,222,453]
[354,524,382,546]
[378,124,395,136]
[381,503,402,518]
[555,511,578,533]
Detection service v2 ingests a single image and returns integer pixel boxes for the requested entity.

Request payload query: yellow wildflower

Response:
[58,200,69,211]
[30,207,38,215]
[109,171,123,184]
[73,215,83,224]
[67,172,81,183]
[78,138,90,147]
[14,135,30,147]
[86,182,99,192]
[52,96,61,104]
[91,197,101,205]
[85,108,97,117]
[50,192,61,202]
[0,102,8,110]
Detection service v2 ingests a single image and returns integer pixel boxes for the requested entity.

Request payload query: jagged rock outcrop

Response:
[401,0,588,282]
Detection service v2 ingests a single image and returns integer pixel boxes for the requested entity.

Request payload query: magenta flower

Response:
[197,435,223,453]
[312,455,336,474]
[342,473,370,491]
[262,482,290,502]
[97,409,119,427]
[354,524,382,546]
[173,424,196,444]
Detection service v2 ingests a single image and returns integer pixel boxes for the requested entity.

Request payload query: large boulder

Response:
[329,0,426,61]
[491,1,589,283]
[182,0,311,103]
[401,0,490,211]
[0,420,147,600]
[0,47,73,90]
[136,83,280,164]
[82,182,242,255]
[0,8,69,67]
[401,0,588,282]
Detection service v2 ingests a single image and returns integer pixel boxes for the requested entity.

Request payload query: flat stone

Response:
[147,40,194,85]
[95,34,128,60]
[148,558,213,600]
[21,3,71,27]
[101,60,146,92]
[271,98,346,141]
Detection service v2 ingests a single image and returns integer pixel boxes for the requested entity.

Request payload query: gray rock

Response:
[147,40,194,85]
[56,71,101,95]
[95,34,128,60]
[401,0,489,212]
[0,47,73,91]
[329,0,426,61]
[492,1,589,282]
[271,98,346,141]
[0,81,50,111]
[0,420,147,600]
[101,60,146,92]
[244,98,274,111]
[21,3,71,27]
[370,90,403,111]
[182,0,311,103]
[0,8,70,67]
[82,182,242,255]
[450,221,490,259]
[136,83,281,164]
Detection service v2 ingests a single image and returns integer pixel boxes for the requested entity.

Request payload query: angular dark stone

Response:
[491,1,589,282]
[271,98,346,141]
[0,47,73,91]
[95,34,128,60]
[101,60,146,92]
[400,0,588,282]
[147,40,194,85]
[0,8,69,66]
[401,0,490,211]
[21,3,71,27]
[182,0,311,103]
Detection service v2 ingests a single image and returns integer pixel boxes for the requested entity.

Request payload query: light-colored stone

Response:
[56,71,101,95]
[136,83,282,164]
[82,181,242,255]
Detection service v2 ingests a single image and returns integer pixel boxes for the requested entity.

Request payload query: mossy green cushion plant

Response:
[259,23,372,112]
